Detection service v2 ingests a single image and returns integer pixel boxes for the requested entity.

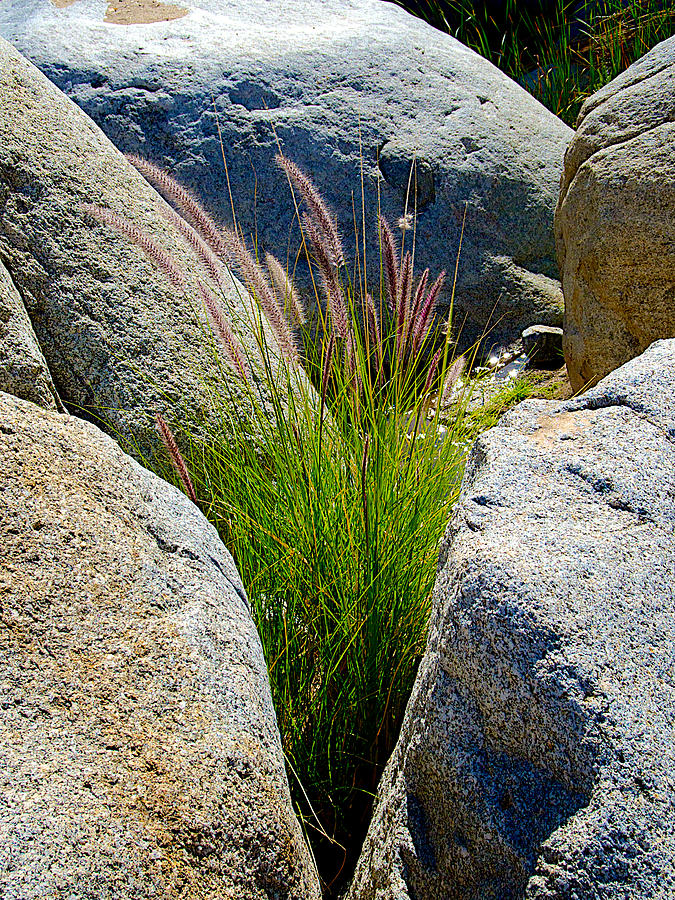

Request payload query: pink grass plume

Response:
[302,213,350,341]
[265,253,306,325]
[197,282,251,383]
[83,204,187,290]
[128,155,232,262]
[378,215,399,314]
[410,268,429,322]
[155,413,198,504]
[412,270,445,356]
[395,251,412,357]
[440,354,467,406]
[277,155,345,267]
[231,234,299,367]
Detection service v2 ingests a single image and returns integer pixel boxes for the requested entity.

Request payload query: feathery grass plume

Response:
[99,161,300,372]
[411,270,446,356]
[378,214,399,313]
[128,155,233,261]
[86,202,250,383]
[84,204,187,290]
[277,155,345,267]
[301,212,350,341]
[159,202,236,296]
[198,282,251,383]
[395,251,413,356]
[265,252,306,325]
[155,413,198,504]
[231,233,299,366]
[422,344,445,397]
[440,354,467,406]
[410,268,429,322]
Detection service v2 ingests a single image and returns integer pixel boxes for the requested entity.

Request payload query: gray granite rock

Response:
[0,0,572,349]
[522,324,563,368]
[349,339,675,899]
[0,37,301,463]
[555,36,675,391]
[0,390,320,900]
[0,256,61,410]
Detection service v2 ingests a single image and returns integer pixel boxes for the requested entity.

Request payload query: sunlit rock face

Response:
[1,0,572,349]
[0,389,321,900]
[349,339,675,900]
[556,35,675,392]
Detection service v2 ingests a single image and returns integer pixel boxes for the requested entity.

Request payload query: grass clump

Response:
[90,156,486,894]
[391,0,675,124]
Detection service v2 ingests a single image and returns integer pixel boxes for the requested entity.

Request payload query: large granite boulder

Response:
[0,0,573,349]
[0,390,320,900]
[349,339,675,899]
[0,37,296,462]
[0,256,61,411]
[555,36,675,391]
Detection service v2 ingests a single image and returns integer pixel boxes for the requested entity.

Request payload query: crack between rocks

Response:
[0,250,66,413]
[569,394,675,446]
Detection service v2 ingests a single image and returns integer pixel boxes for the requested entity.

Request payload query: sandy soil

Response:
[50,0,188,24]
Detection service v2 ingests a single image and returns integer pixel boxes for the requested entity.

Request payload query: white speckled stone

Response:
[0,0,572,348]
[0,391,320,900]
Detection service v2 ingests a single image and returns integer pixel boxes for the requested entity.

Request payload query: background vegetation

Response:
[389,0,675,124]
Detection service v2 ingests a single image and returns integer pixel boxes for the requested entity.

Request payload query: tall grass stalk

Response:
[90,157,478,894]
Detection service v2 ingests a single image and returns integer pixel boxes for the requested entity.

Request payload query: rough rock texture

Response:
[0,256,61,410]
[522,324,563,368]
[0,37,295,462]
[349,339,675,900]
[555,36,675,391]
[0,0,572,349]
[0,391,320,900]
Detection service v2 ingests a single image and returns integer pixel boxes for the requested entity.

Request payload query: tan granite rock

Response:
[0,391,320,900]
[0,256,60,410]
[555,36,675,391]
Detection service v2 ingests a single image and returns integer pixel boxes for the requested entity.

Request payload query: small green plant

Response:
[88,156,480,895]
[391,0,675,124]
